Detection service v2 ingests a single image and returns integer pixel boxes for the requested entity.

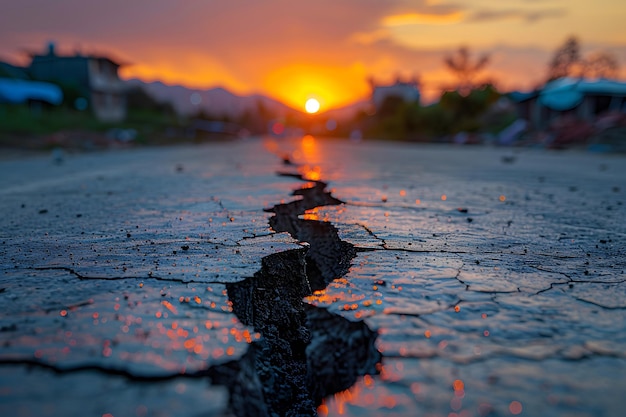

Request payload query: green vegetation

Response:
[0,82,515,146]
[352,84,511,141]
[547,36,619,81]
[0,103,180,139]
[0,84,185,148]
[342,46,517,142]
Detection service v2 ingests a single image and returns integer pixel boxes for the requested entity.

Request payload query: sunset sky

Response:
[1,0,625,111]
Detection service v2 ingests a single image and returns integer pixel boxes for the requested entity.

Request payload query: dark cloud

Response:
[524,9,567,22]
[0,0,395,47]
[0,1,399,69]
[387,1,466,17]
[468,8,566,23]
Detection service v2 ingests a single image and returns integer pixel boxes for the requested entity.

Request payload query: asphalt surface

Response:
[1,137,625,417]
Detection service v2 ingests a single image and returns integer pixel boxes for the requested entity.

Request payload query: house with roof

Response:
[511,77,626,130]
[27,42,127,122]
[369,76,421,112]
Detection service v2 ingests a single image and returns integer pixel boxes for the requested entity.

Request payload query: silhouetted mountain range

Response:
[125,79,369,120]
[126,79,297,118]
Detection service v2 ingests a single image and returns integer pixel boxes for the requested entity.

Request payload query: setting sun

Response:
[305,98,320,114]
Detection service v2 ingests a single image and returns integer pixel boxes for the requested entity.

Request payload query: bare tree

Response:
[444,46,490,95]
[582,52,619,79]
[547,36,621,81]
[547,36,583,81]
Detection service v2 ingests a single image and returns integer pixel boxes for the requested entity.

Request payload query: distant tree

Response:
[444,46,490,95]
[582,52,619,79]
[237,99,277,134]
[547,36,620,81]
[377,95,405,118]
[547,36,583,80]
[439,84,501,132]
[126,86,176,115]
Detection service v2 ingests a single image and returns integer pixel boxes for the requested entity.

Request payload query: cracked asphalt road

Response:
[1,137,625,417]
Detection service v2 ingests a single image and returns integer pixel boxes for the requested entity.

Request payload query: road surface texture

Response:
[1,137,625,417]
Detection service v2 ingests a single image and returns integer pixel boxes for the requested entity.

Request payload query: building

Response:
[28,43,127,122]
[511,77,626,130]
[0,61,30,80]
[369,76,420,111]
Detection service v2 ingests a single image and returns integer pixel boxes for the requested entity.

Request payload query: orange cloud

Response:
[382,12,464,26]
[349,29,392,46]
[120,50,249,93]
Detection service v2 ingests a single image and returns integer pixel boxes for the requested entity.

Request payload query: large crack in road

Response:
[0,160,382,416]
[208,172,381,416]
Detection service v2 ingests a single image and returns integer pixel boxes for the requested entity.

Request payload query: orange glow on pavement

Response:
[161,300,178,315]
[509,401,523,415]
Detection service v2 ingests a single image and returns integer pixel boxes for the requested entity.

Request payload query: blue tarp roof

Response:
[0,78,63,105]
[510,78,626,111]
[509,91,538,102]
[539,78,626,111]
